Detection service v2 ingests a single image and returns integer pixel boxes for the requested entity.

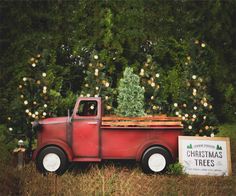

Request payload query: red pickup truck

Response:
[33,97,183,175]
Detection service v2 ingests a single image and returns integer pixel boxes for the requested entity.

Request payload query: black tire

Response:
[36,146,68,175]
[141,146,172,174]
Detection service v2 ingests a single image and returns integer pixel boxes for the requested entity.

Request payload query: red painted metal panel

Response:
[72,119,100,157]
[101,127,182,161]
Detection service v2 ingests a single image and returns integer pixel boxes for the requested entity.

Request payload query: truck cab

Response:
[33,97,182,175]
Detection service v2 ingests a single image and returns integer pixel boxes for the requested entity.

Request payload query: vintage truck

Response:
[32,97,183,175]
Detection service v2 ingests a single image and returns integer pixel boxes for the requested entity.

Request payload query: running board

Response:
[73,157,101,162]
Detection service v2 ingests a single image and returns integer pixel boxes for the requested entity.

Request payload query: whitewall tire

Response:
[36,146,68,175]
[141,146,172,173]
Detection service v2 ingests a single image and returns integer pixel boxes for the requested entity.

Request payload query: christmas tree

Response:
[116,67,145,117]
[7,51,63,146]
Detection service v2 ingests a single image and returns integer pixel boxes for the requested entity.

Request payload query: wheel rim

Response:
[43,153,61,172]
[148,153,166,172]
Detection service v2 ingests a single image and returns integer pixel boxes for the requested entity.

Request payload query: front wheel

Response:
[36,146,68,175]
[141,146,172,174]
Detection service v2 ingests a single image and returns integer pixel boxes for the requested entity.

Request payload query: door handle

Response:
[88,122,98,125]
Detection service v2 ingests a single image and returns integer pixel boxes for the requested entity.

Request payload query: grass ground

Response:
[1,124,236,195]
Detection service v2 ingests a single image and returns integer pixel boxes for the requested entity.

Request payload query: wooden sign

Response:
[178,136,232,176]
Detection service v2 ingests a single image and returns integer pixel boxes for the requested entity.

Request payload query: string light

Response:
[151,96,154,100]
[35,111,39,115]
[30,57,35,62]
[151,82,155,87]
[85,84,89,87]
[203,102,208,107]
[33,101,37,105]
[25,109,29,113]
[105,82,109,87]
[43,112,47,116]
[194,106,197,110]
[96,87,99,90]
[192,114,197,119]
[42,73,47,77]
[185,114,189,117]
[201,43,206,48]
[174,103,178,107]
[9,127,13,131]
[155,73,160,78]
[19,85,23,89]
[86,94,90,97]
[32,63,36,67]
[24,100,28,105]
[8,117,11,120]
[94,55,98,60]
[23,77,27,81]
[20,95,24,98]
[175,111,179,116]
[37,54,41,58]
[44,104,47,108]
[105,96,109,100]
[188,125,192,130]
[192,75,197,80]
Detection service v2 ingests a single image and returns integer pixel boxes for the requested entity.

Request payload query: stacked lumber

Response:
[102,115,183,127]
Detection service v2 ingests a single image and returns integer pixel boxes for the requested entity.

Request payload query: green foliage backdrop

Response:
[0,0,236,144]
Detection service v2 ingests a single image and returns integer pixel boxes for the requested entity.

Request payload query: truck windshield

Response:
[77,100,97,116]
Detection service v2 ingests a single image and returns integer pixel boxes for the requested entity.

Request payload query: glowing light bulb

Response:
[201,43,206,48]
[32,63,36,67]
[175,111,179,116]
[96,87,99,90]
[188,125,192,130]
[94,55,98,60]
[105,82,109,87]
[156,73,160,78]
[192,75,197,80]
[193,114,197,119]
[86,94,90,97]
[43,112,47,116]
[9,127,13,131]
[35,111,39,115]
[7,117,11,120]
[194,106,197,110]
[19,85,22,89]
[25,109,29,113]
[151,96,154,100]
[44,104,47,108]
[185,114,189,117]
[174,103,178,107]
[151,82,155,87]
[23,77,27,81]
[105,96,109,100]
[42,73,47,77]
[24,100,28,105]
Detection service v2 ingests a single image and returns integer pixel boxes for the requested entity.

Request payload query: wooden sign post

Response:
[178,136,232,176]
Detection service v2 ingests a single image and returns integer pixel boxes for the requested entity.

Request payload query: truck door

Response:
[72,98,101,158]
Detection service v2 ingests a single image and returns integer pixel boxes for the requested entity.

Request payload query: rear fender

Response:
[33,139,73,161]
[136,140,175,161]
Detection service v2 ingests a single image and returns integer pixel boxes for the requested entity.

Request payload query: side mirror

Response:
[68,109,72,123]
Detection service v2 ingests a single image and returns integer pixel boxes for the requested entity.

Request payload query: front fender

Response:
[135,139,176,161]
[32,139,73,161]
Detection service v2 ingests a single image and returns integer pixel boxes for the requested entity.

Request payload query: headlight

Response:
[32,121,42,132]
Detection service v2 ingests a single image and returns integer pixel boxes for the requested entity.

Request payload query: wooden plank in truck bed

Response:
[102,115,183,127]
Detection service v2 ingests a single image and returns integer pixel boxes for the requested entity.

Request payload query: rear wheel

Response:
[141,146,172,174]
[36,146,68,175]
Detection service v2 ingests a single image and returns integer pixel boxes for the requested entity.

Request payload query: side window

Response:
[77,101,97,116]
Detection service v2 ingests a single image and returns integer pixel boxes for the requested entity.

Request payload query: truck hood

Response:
[39,116,69,125]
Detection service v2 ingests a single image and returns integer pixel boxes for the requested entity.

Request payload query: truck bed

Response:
[101,115,183,129]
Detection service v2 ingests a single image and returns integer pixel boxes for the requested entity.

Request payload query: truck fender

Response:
[33,139,73,161]
[135,140,175,162]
